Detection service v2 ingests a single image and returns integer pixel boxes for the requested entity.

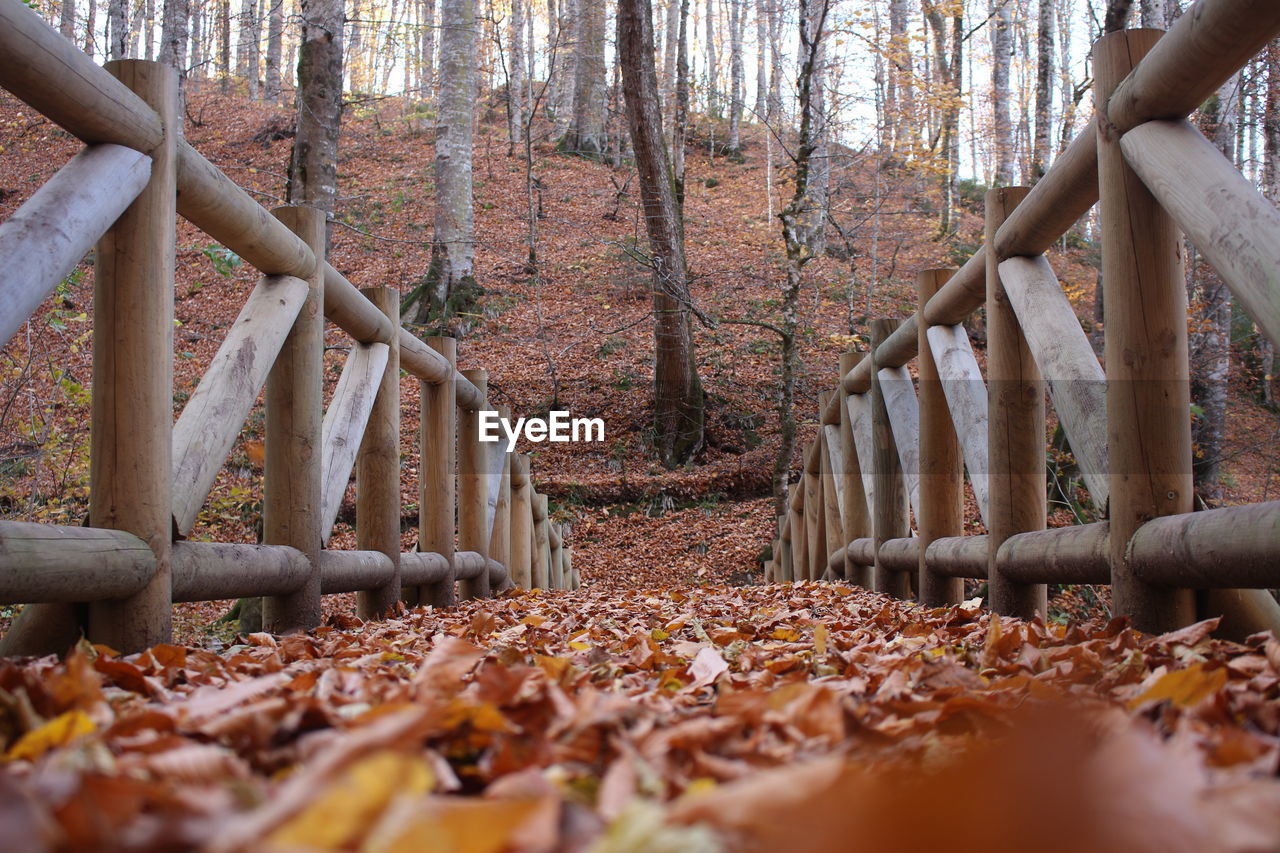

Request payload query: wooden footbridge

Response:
[1,0,1280,656]
[769,6,1280,639]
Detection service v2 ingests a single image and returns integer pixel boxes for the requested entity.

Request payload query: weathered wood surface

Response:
[458,370,491,599]
[0,144,151,346]
[838,352,871,586]
[0,521,155,603]
[172,274,311,535]
[320,550,395,594]
[924,535,989,579]
[871,319,911,599]
[1129,502,1280,588]
[172,542,309,601]
[998,255,1110,507]
[997,523,1110,585]
[319,342,390,543]
[878,366,923,521]
[419,337,457,607]
[846,393,877,517]
[924,324,992,527]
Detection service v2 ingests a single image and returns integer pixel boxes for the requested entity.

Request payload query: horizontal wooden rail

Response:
[996,523,1110,586]
[1129,502,1280,588]
[923,536,989,579]
[0,521,155,603]
[172,542,310,602]
[876,537,920,573]
[319,550,395,594]
[0,144,151,346]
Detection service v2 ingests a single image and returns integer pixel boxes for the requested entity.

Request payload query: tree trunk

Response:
[1139,0,1167,26]
[673,0,688,198]
[109,0,129,59]
[887,0,911,155]
[288,0,344,219]
[264,0,284,101]
[1262,38,1279,407]
[419,0,436,98]
[564,0,607,158]
[703,0,717,118]
[990,0,1013,185]
[238,0,260,97]
[220,0,232,91]
[617,0,705,468]
[407,0,478,321]
[766,0,781,122]
[798,0,828,253]
[86,0,98,58]
[508,0,526,154]
[922,0,962,237]
[1104,0,1133,32]
[60,0,75,39]
[1032,0,1054,180]
[727,0,745,152]
[753,0,767,121]
[550,0,577,137]
[160,0,191,75]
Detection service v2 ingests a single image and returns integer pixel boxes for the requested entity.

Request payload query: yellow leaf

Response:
[813,624,829,656]
[268,751,434,849]
[770,628,800,642]
[569,641,591,651]
[372,797,549,853]
[521,615,546,627]
[1129,664,1228,710]
[6,710,96,762]
[650,629,670,641]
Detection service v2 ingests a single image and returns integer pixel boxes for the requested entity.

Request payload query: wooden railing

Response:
[0,0,575,656]
[767,5,1280,639]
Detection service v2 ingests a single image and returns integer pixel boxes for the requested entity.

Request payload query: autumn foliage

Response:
[2,585,1278,851]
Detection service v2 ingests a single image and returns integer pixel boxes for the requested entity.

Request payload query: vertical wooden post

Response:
[871,318,911,598]
[839,352,872,587]
[1095,29,1195,632]
[777,514,792,583]
[918,269,964,606]
[261,205,325,633]
[787,483,806,584]
[803,439,825,581]
[986,187,1047,619]
[457,369,490,599]
[550,523,564,589]
[509,454,533,587]
[355,288,401,618]
[419,338,457,608]
[819,392,843,582]
[531,493,550,588]
[86,60,178,652]
[489,406,513,580]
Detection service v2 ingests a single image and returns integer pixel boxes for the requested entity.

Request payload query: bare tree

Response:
[508,0,527,153]
[753,0,768,120]
[160,0,191,76]
[727,0,745,153]
[109,0,129,58]
[264,0,284,101]
[1262,38,1279,408]
[618,0,705,467]
[563,0,608,158]
[288,0,344,217]
[703,0,717,117]
[991,0,1014,184]
[1032,0,1054,180]
[238,0,261,97]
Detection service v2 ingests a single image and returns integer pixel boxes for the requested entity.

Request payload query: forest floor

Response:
[1,86,1279,850]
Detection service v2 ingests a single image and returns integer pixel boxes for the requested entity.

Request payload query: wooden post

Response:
[489,406,513,581]
[871,318,911,599]
[261,206,325,633]
[509,454,533,588]
[355,288,401,618]
[1095,29,1195,632]
[838,352,871,587]
[918,269,964,606]
[457,369,490,599]
[803,439,825,581]
[787,483,806,584]
[985,187,1047,619]
[531,493,550,588]
[419,337,457,608]
[819,393,843,582]
[86,60,178,652]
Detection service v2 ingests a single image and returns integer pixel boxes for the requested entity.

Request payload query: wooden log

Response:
[1121,119,1280,349]
[803,439,825,582]
[509,455,533,588]
[451,551,489,581]
[992,128,1100,260]
[1203,589,1280,643]
[822,424,845,517]
[920,250,987,327]
[0,0,164,151]
[356,288,401,618]
[171,542,309,602]
[819,421,844,577]
[261,206,324,634]
[997,256,1110,506]
[565,550,578,590]
[877,537,921,573]
[925,535,989,580]
[1128,502,1280,589]
[489,557,513,592]
[320,550,395,594]
[878,366,923,521]
[871,319,911,599]
[319,342,390,543]
[86,60,177,653]
[1108,2,1280,135]
[0,144,151,346]
[875,315,920,370]
[997,523,1110,585]
[845,536,876,567]
[549,522,565,589]
[924,324,992,527]
[0,521,155,603]
[399,551,452,587]
[457,369,490,599]
[1096,30,1196,632]
[320,263,396,343]
[171,274,311,535]
[397,326,484,408]
[488,407,513,577]
[419,337,457,607]
[917,269,964,606]
[531,493,551,588]
[838,352,872,586]
[986,186,1047,620]
[786,484,805,584]
[847,393,877,519]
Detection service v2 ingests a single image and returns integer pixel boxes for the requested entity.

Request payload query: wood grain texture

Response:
[319,342,390,543]
[924,324,992,527]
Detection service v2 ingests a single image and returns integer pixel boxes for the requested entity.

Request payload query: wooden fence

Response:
[0,0,576,656]
[767,8,1280,639]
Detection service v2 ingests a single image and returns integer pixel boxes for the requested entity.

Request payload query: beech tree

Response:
[727,0,745,153]
[563,0,608,158]
[288,0,345,217]
[990,0,1013,184]
[618,0,705,467]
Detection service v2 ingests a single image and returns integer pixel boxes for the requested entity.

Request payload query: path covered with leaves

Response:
[2,584,1278,852]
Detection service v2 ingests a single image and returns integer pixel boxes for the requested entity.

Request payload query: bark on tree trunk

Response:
[887,0,911,156]
[508,0,526,154]
[703,0,717,118]
[60,0,75,39]
[991,0,1013,185]
[1262,39,1279,407]
[109,0,129,59]
[753,0,768,121]
[1032,0,1054,180]
[564,0,607,158]
[617,0,705,468]
[220,0,232,91]
[160,0,191,76]
[727,0,745,153]
[264,0,284,101]
[238,0,260,98]
[288,0,344,219]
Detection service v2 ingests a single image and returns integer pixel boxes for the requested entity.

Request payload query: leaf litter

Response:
[0,584,1277,852]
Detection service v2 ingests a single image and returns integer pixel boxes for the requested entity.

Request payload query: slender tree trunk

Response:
[766,0,781,122]
[109,0,129,58]
[419,0,436,98]
[238,0,260,97]
[160,0,191,76]
[887,0,911,155]
[753,0,767,120]
[1032,0,1054,180]
[618,0,705,468]
[86,0,98,58]
[703,0,717,117]
[550,0,577,137]
[1262,39,1279,407]
[800,0,828,253]
[508,0,526,154]
[190,0,203,76]
[264,0,284,101]
[220,0,232,91]
[662,0,679,112]
[60,0,75,39]
[673,0,688,198]
[288,0,344,218]
[990,0,1013,185]
[1104,0,1133,31]
[408,0,478,320]
[564,0,607,157]
[727,0,745,152]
